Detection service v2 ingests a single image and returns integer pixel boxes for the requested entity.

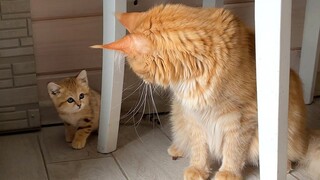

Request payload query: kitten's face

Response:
[47,70,90,114]
[97,4,222,87]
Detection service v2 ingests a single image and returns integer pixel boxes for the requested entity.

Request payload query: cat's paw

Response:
[71,139,86,149]
[184,166,209,180]
[168,144,183,160]
[214,171,242,180]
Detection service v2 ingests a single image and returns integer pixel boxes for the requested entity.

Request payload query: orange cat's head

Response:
[93,4,243,87]
[47,70,90,114]
[93,4,247,87]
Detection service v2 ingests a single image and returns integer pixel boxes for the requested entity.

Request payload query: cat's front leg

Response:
[214,116,256,180]
[168,103,187,160]
[64,123,76,143]
[183,119,210,180]
[184,125,210,180]
[72,118,93,149]
[169,101,210,180]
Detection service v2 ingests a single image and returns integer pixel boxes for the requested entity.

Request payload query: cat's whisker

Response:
[121,80,144,103]
[130,114,145,144]
[133,122,145,144]
[110,80,144,116]
[120,93,142,124]
[130,84,149,144]
[121,84,147,122]
[123,83,146,116]
[152,85,162,97]
[122,80,143,94]
[128,85,147,119]
[147,85,156,129]
[133,84,148,127]
[148,84,163,129]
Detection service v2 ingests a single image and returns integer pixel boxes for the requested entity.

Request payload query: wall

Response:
[0,0,40,132]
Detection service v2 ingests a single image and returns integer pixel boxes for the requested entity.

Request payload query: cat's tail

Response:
[298,130,320,180]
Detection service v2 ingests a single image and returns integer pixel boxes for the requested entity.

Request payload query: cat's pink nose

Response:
[77,104,81,109]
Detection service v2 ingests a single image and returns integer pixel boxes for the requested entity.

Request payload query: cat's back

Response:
[146,4,240,29]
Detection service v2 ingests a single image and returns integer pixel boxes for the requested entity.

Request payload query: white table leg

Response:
[255,0,291,179]
[202,0,224,7]
[299,0,320,105]
[97,0,126,153]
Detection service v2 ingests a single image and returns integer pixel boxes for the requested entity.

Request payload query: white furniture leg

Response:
[299,0,320,104]
[255,0,291,179]
[97,0,126,153]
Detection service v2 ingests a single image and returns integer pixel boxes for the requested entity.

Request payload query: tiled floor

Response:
[0,98,319,180]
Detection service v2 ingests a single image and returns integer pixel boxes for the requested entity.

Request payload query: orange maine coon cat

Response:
[93,4,320,180]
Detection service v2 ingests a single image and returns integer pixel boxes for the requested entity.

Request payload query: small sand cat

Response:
[47,70,101,149]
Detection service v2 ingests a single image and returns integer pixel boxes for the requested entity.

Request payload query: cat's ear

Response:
[116,12,144,33]
[47,82,61,97]
[76,70,88,86]
[94,34,152,55]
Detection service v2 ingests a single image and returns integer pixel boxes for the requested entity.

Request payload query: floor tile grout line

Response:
[156,117,173,142]
[37,133,51,180]
[289,172,300,180]
[46,155,112,165]
[158,126,172,141]
[111,153,129,180]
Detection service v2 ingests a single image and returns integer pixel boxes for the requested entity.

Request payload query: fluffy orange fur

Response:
[47,70,100,149]
[95,4,320,180]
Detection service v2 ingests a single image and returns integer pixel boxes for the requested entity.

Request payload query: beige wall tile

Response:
[30,0,102,20]
[0,0,30,13]
[33,16,103,74]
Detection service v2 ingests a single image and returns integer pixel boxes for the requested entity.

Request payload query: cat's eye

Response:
[79,93,84,100]
[67,97,74,103]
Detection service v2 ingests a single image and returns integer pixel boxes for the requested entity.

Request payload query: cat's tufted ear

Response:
[116,12,144,33]
[76,70,88,86]
[92,34,152,55]
[47,82,61,97]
